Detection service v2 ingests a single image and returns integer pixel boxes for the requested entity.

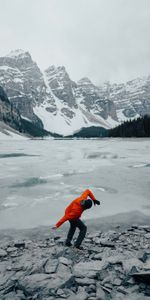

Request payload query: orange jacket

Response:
[56,189,96,228]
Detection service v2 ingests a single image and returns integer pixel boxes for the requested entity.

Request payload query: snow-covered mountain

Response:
[0,49,149,136]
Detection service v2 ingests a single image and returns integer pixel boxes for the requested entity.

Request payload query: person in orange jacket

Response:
[52,189,100,249]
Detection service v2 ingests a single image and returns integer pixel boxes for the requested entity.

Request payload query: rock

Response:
[73,260,105,278]
[106,254,124,265]
[30,258,48,274]
[138,251,149,263]
[98,269,109,281]
[145,233,150,239]
[93,237,101,245]
[96,283,106,300]
[113,278,122,286]
[18,272,74,295]
[14,241,25,248]
[57,263,71,276]
[132,271,150,284]
[57,288,65,296]
[0,272,15,295]
[75,277,95,286]
[58,257,72,265]
[99,239,115,248]
[144,260,150,270]
[138,225,150,232]
[85,284,96,293]
[45,259,58,274]
[0,249,7,258]
[6,247,17,254]
[1,291,25,300]
[73,286,88,300]
[123,258,143,274]
[117,286,128,295]
[92,253,102,260]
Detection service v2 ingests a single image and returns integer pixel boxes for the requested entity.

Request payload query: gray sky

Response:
[0,0,150,84]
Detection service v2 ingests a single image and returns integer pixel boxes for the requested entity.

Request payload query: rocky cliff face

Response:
[98,78,150,121]
[0,50,45,128]
[0,49,150,136]
[0,85,22,132]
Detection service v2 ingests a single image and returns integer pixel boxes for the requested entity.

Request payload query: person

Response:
[52,189,100,249]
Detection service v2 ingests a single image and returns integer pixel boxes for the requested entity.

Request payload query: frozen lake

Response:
[0,138,150,229]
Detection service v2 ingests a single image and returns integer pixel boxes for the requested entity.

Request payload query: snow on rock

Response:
[0,49,150,136]
[0,130,27,140]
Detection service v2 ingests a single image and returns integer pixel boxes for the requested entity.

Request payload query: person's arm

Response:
[55,215,68,228]
[81,189,100,206]
[55,210,78,228]
[81,189,96,202]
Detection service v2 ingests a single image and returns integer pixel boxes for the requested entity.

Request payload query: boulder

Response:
[45,259,58,274]
[132,271,150,284]
[75,277,95,286]
[122,258,143,274]
[96,283,106,300]
[14,241,26,248]
[58,257,72,265]
[0,249,7,258]
[18,272,74,295]
[73,260,105,278]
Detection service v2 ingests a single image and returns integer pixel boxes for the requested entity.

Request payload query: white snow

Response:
[0,130,27,140]
[21,115,32,122]
[14,78,23,83]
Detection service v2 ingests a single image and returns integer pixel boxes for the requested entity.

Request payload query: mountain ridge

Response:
[0,49,150,136]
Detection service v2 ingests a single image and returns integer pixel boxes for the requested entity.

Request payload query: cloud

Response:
[0,0,150,84]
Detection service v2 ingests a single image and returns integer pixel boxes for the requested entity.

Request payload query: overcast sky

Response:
[0,0,150,84]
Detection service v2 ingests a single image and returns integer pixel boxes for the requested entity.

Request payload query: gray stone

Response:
[73,286,88,300]
[85,284,96,293]
[57,263,71,276]
[58,257,72,265]
[113,278,122,286]
[18,272,74,295]
[75,277,95,286]
[96,283,106,300]
[45,259,58,274]
[14,241,26,248]
[0,249,7,258]
[138,225,150,232]
[123,258,143,274]
[73,260,105,278]
[98,269,109,281]
[145,233,150,239]
[92,253,102,260]
[99,239,115,248]
[6,247,17,253]
[132,271,150,284]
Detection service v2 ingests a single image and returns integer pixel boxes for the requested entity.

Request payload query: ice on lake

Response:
[0,138,150,229]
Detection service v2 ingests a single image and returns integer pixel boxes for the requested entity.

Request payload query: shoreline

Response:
[0,210,150,240]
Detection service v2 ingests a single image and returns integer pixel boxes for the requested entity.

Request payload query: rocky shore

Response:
[0,212,150,300]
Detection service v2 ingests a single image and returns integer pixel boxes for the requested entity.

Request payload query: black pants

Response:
[66,219,87,247]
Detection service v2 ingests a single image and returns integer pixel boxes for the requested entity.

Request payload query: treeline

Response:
[109,115,150,137]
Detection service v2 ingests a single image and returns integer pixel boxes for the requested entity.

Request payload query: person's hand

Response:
[52,226,57,230]
[94,200,100,206]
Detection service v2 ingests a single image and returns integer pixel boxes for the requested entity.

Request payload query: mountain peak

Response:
[6,49,31,59]
[77,77,94,86]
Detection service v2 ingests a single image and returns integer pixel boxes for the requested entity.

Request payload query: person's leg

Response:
[74,219,87,248]
[65,220,77,246]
